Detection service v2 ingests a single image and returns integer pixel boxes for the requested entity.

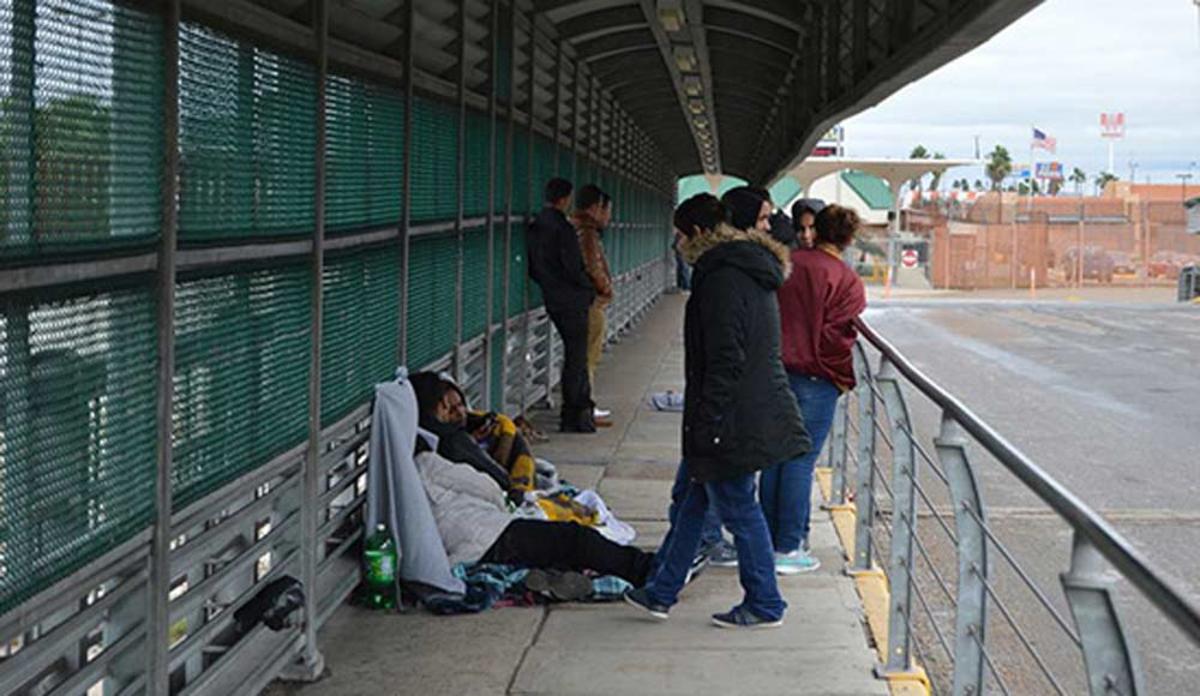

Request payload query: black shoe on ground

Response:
[711,605,783,629]
[559,420,597,433]
[684,551,710,586]
[623,587,669,621]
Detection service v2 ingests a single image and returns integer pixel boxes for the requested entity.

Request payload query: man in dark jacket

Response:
[527,178,597,432]
[625,193,810,629]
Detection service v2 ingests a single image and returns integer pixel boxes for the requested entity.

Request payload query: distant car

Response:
[1109,251,1136,276]
[1061,246,1114,283]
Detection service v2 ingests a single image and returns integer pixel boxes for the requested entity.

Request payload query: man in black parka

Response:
[624,193,810,629]
[527,178,597,433]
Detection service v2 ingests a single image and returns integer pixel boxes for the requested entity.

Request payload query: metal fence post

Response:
[850,344,877,573]
[876,356,918,677]
[935,413,988,696]
[827,395,848,505]
[1061,531,1143,696]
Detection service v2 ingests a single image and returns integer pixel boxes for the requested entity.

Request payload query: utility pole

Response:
[1129,161,1138,187]
[1179,173,1194,202]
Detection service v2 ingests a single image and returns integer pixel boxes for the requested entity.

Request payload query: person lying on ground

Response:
[410,371,538,494]
[414,434,653,587]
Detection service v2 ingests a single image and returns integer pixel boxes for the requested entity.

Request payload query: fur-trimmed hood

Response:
[678,223,793,289]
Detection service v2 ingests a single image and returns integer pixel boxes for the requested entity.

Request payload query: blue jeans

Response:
[645,461,786,621]
[760,373,842,553]
[667,459,723,549]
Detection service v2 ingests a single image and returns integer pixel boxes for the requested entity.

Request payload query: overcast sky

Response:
[840,0,1200,189]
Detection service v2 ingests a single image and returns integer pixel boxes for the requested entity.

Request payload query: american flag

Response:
[1032,127,1057,153]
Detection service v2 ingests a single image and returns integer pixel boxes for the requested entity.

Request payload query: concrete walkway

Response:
[272,293,886,696]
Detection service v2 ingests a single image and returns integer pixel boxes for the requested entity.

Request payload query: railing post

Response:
[875,356,918,678]
[827,393,848,505]
[1061,531,1143,696]
[935,414,988,696]
[850,344,877,573]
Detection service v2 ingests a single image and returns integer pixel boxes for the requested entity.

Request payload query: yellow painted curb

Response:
[817,470,932,696]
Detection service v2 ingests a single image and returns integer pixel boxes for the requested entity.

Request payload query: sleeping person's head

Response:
[409,371,468,428]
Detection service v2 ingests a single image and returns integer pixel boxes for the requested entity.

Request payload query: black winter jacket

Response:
[527,206,595,312]
[678,225,811,483]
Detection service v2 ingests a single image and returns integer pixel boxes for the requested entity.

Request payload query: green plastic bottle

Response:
[363,523,397,610]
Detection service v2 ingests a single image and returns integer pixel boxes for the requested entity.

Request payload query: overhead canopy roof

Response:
[783,156,981,194]
[189,0,1039,187]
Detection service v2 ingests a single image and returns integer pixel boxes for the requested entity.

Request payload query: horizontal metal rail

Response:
[855,318,1200,646]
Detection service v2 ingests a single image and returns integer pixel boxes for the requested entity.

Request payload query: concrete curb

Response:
[816,467,932,696]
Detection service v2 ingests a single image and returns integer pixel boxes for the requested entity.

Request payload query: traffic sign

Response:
[901,249,919,269]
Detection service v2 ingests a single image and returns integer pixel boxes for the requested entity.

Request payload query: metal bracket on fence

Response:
[850,344,877,574]
[936,414,988,696]
[1060,531,1143,696]
[827,396,849,506]
[876,357,918,677]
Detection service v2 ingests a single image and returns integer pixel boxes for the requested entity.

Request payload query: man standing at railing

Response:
[573,183,615,426]
[762,204,867,574]
[527,178,597,433]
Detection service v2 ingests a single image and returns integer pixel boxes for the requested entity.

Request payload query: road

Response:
[862,296,1200,695]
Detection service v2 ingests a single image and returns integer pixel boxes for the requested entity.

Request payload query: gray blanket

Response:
[365,369,465,594]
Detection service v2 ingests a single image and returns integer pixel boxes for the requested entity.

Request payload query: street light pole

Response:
[1179,173,1194,202]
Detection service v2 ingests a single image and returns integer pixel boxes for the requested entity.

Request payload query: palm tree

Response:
[1094,172,1118,195]
[985,145,1013,191]
[1069,167,1087,195]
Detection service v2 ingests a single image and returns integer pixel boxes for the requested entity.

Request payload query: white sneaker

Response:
[594,407,612,419]
[774,549,820,576]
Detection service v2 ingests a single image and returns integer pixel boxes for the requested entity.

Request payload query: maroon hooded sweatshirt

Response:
[777,245,867,390]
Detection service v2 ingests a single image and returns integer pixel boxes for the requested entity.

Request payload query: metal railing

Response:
[825,318,1200,696]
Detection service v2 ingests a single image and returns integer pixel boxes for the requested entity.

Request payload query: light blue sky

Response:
[840,0,1200,190]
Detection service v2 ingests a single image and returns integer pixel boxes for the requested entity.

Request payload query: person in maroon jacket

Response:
[760,204,867,574]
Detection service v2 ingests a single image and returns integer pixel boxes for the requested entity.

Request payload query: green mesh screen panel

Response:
[462,227,489,339]
[507,223,527,317]
[0,0,163,259]
[510,130,530,217]
[464,109,491,218]
[405,233,457,368]
[321,245,400,426]
[0,280,157,615]
[325,74,404,232]
[179,22,316,241]
[410,97,459,223]
[494,24,512,104]
[493,124,509,212]
[173,263,311,507]
[557,148,573,179]
[532,136,555,201]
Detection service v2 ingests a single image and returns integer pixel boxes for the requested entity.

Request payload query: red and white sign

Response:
[1100,112,1125,139]
[901,249,919,269]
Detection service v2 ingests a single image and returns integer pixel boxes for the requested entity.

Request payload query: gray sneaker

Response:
[707,540,738,567]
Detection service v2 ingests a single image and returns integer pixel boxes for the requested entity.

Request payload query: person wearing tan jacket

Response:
[572,185,614,422]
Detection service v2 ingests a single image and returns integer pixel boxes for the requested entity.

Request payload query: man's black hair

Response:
[576,184,610,211]
[544,177,573,204]
[722,186,770,231]
[674,193,728,238]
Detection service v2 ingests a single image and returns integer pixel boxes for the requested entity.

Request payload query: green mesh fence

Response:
[462,227,489,339]
[0,0,163,259]
[179,22,316,241]
[410,96,459,223]
[173,263,312,507]
[511,130,530,217]
[489,330,504,409]
[464,109,491,218]
[405,233,457,368]
[507,223,527,317]
[0,279,158,615]
[494,124,509,211]
[532,135,555,201]
[321,245,400,426]
[325,74,404,232]
[492,225,505,323]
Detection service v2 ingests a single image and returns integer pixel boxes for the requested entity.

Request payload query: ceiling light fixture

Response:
[683,75,702,97]
[657,0,687,32]
[673,46,697,72]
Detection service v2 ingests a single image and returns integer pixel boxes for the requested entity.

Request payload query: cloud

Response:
[843,0,1200,183]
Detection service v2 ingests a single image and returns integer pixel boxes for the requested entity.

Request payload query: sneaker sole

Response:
[708,559,738,568]
[711,617,784,629]
[623,593,669,621]
[775,560,821,576]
